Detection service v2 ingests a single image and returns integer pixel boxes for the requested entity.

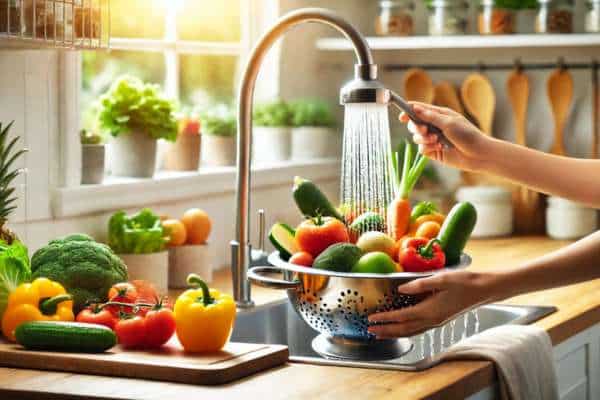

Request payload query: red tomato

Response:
[76,306,117,330]
[143,307,176,348]
[130,280,166,316]
[115,316,146,348]
[289,251,314,267]
[107,282,138,316]
[295,217,349,257]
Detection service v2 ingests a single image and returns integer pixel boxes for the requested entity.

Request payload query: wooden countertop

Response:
[1,237,598,400]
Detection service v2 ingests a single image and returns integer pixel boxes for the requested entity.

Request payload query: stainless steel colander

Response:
[248,252,471,360]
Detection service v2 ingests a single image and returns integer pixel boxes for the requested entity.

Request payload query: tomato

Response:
[115,316,146,348]
[289,251,314,267]
[143,307,176,348]
[76,306,117,330]
[107,282,138,316]
[295,216,349,257]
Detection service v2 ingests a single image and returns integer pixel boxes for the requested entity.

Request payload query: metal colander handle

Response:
[248,266,302,290]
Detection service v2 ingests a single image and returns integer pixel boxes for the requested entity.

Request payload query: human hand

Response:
[367,271,501,338]
[399,103,492,172]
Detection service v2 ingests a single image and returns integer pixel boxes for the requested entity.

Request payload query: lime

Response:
[351,252,396,274]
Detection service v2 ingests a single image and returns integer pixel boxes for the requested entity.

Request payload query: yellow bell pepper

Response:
[407,213,446,236]
[174,274,236,353]
[2,277,74,342]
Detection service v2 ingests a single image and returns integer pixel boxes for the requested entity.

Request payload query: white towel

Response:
[440,324,558,400]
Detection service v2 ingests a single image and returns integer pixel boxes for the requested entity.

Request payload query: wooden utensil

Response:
[461,73,496,135]
[0,338,288,385]
[507,68,545,234]
[403,68,434,103]
[547,67,574,156]
[433,81,464,114]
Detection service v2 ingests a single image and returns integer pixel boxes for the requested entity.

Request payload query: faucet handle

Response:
[257,209,266,252]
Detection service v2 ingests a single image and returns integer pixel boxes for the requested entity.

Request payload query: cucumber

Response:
[269,223,299,261]
[349,212,385,237]
[313,243,363,273]
[15,321,117,353]
[437,202,477,266]
[292,176,343,221]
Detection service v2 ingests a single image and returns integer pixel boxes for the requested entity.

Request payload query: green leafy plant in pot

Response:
[97,76,178,178]
[199,105,237,167]
[80,129,105,185]
[252,100,292,164]
[289,99,337,160]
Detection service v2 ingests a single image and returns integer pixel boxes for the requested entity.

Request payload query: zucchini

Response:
[349,212,385,237]
[15,321,117,353]
[437,202,477,266]
[269,223,299,261]
[292,176,343,221]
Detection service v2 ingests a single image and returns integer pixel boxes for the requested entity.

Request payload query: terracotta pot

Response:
[107,129,157,178]
[119,252,169,294]
[201,134,236,166]
[163,133,201,171]
[291,127,335,160]
[252,126,291,164]
[168,244,213,288]
[81,144,105,184]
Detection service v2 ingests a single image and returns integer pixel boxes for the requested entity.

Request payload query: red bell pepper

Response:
[399,238,445,272]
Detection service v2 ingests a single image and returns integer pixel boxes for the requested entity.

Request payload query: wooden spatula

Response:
[433,81,464,114]
[403,68,434,103]
[461,73,496,135]
[547,68,573,156]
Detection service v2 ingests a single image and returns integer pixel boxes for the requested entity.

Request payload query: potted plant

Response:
[289,99,337,160]
[97,76,178,178]
[80,129,105,185]
[108,208,169,293]
[163,114,201,171]
[252,100,292,164]
[199,105,237,167]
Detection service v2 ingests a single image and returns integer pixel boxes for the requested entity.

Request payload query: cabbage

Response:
[0,241,30,319]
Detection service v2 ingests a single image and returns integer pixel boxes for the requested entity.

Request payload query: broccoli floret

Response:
[31,234,127,311]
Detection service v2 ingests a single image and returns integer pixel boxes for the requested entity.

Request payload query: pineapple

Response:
[0,121,26,245]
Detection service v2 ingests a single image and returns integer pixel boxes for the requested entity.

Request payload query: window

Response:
[81,0,250,130]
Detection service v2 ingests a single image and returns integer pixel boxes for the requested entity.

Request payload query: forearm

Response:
[476,137,600,208]
[488,231,600,301]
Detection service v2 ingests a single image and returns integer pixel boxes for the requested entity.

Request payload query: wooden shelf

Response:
[317,34,600,51]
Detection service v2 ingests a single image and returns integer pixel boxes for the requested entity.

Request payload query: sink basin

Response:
[231,300,556,371]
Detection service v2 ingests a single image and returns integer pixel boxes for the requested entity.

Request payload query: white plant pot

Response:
[108,129,157,178]
[252,126,291,164]
[81,144,105,184]
[168,244,213,289]
[201,134,236,166]
[291,127,334,160]
[119,252,169,294]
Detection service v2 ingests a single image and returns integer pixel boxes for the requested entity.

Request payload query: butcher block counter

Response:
[0,237,598,400]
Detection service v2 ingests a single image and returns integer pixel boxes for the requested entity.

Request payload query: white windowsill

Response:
[52,158,340,218]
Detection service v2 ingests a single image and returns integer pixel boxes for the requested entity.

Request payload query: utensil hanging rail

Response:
[384,60,599,72]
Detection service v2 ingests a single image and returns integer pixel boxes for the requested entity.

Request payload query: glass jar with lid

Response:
[478,0,516,35]
[535,0,574,33]
[0,0,22,34]
[427,0,469,35]
[375,0,415,36]
[585,0,600,33]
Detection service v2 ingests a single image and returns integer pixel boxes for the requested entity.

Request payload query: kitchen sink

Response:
[231,300,556,371]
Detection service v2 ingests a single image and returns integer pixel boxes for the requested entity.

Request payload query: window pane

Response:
[177,0,241,42]
[81,51,166,129]
[110,0,165,39]
[179,55,238,108]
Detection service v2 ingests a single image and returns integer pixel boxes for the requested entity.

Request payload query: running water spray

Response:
[340,104,395,228]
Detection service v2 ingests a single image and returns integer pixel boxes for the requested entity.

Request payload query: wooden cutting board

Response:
[0,337,288,385]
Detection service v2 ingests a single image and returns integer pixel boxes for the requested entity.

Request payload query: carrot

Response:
[388,141,430,241]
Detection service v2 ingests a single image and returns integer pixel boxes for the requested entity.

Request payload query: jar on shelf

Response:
[585,0,600,33]
[427,0,469,36]
[478,0,516,35]
[74,0,100,40]
[23,0,58,39]
[375,0,415,36]
[0,0,22,34]
[535,0,574,33]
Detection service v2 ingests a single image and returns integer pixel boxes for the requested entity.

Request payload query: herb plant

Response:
[198,105,236,137]
[108,208,168,254]
[289,99,335,128]
[97,76,178,142]
[80,129,104,145]
[253,100,292,127]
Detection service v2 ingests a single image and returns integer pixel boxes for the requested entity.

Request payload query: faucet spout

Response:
[232,8,376,308]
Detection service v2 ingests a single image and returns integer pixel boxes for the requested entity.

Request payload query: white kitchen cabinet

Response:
[466,323,600,400]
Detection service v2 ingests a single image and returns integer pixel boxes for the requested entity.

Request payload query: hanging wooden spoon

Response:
[433,81,464,114]
[461,73,496,135]
[547,67,573,156]
[403,68,434,104]
[507,68,544,234]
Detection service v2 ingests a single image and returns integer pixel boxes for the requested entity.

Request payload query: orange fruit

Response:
[162,219,187,246]
[181,208,211,245]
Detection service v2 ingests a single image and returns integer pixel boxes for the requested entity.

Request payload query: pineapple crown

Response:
[0,121,27,223]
